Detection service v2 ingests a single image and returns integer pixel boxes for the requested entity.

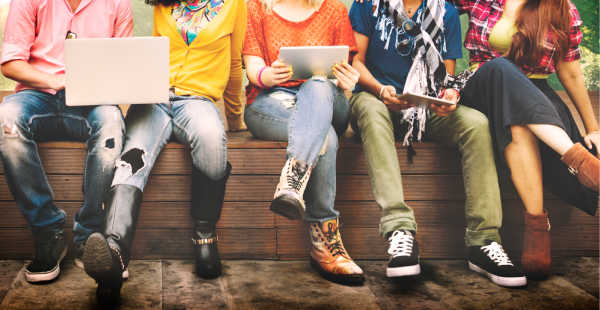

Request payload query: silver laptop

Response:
[65,37,169,106]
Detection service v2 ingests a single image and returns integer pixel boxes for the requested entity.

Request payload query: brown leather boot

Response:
[521,210,551,279]
[309,219,364,285]
[561,143,599,191]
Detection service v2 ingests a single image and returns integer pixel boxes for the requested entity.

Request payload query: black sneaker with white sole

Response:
[386,230,420,277]
[25,226,67,283]
[468,241,527,287]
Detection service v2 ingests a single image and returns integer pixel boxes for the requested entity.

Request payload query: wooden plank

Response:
[276,224,599,260]
[0,145,462,175]
[0,201,275,229]
[0,174,528,202]
[275,200,599,228]
[0,228,276,260]
[1,199,595,230]
[0,221,595,260]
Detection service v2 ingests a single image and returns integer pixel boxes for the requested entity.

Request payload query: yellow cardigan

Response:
[153,0,246,123]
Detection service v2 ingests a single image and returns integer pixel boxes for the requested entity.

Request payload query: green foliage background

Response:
[0,0,599,90]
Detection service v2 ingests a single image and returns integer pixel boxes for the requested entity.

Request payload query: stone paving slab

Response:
[162,260,229,310]
[361,260,599,310]
[0,260,162,310]
[553,257,599,298]
[221,260,380,310]
[0,261,23,303]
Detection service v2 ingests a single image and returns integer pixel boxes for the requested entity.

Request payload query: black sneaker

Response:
[386,230,420,277]
[468,241,527,287]
[83,233,125,305]
[25,226,67,283]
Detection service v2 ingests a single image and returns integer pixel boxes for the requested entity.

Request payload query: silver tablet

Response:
[278,45,350,80]
[396,92,455,107]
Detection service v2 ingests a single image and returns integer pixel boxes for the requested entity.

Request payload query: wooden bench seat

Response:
[0,91,597,260]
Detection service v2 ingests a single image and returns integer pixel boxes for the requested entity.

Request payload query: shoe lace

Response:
[481,242,513,266]
[322,222,346,257]
[387,230,414,257]
[287,162,306,191]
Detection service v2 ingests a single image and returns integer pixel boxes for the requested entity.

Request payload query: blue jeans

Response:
[0,90,125,244]
[244,79,349,222]
[111,94,227,190]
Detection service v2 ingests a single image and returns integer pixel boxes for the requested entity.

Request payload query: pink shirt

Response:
[1,0,134,94]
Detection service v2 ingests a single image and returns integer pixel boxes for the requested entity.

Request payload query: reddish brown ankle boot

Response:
[561,143,599,191]
[521,210,551,279]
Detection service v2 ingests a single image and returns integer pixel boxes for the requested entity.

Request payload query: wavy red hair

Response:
[507,0,572,67]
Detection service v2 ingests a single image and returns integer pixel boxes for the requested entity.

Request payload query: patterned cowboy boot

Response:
[309,218,364,285]
[521,210,551,279]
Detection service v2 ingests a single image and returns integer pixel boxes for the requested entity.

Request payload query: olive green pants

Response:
[349,91,502,246]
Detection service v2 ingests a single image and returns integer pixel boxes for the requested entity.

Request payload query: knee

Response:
[299,79,336,104]
[190,128,228,180]
[0,103,31,142]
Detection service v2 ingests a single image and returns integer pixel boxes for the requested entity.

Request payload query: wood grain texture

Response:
[0,145,461,175]
[0,174,535,202]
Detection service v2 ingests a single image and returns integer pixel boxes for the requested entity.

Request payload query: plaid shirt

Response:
[450,0,583,75]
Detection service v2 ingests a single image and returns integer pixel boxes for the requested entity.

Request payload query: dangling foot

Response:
[193,221,222,279]
[561,143,599,191]
[521,211,551,279]
[83,233,125,306]
[468,241,527,287]
[25,223,67,283]
[386,230,420,277]
[309,219,364,285]
[270,157,313,220]
[74,241,129,279]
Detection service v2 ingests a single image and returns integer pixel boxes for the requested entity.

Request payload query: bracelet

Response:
[257,66,268,89]
[378,85,386,100]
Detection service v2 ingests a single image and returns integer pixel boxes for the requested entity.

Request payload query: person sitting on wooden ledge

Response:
[242,0,364,285]
[0,0,130,285]
[449,0,599,279]
[349,0,526,287]
[80,0,246,305]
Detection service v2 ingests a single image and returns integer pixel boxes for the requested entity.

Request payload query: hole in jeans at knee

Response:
[118,148,145,175]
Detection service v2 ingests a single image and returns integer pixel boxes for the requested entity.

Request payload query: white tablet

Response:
[278,46,350,80]
[396,92,455,107]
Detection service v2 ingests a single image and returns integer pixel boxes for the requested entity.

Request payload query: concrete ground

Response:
[0,258,597,310]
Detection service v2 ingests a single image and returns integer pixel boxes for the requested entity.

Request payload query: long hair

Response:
[145,0,179,5]
[507,0,571,68]
[260,0,325,13]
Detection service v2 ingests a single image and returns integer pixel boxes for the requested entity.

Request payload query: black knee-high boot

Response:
[83,184,142,305]
[191,162,231,279]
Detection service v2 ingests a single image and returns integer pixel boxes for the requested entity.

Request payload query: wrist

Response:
[256,66,268,89]
[378,85,387,100]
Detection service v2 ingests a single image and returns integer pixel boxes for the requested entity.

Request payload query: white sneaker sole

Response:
[468,261,527,287]
[74,259,129,279]
[386,264,421,277]
[25,247,67,283]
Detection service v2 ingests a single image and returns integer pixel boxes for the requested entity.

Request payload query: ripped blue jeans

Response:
[111,94,227,190]
[244,79,349,222]
[0,90,125,244]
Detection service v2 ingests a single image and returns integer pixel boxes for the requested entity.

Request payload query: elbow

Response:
[0,63,11,80]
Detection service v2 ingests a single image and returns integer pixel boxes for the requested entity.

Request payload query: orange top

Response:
[242,0,358,104]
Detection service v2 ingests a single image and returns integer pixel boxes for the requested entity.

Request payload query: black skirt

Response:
[460,57,598,216]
